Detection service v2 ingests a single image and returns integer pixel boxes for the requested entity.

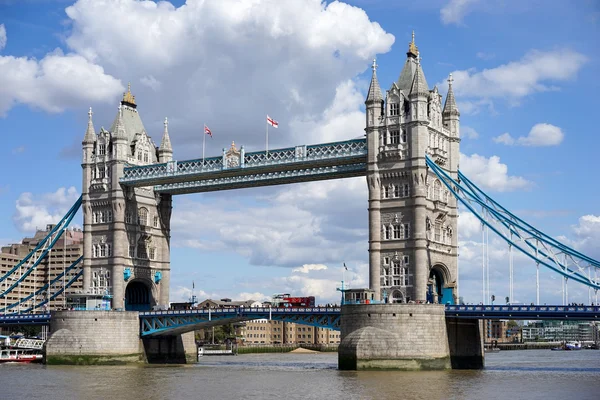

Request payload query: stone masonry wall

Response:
[45,311,141,364]
[339,304,450,370]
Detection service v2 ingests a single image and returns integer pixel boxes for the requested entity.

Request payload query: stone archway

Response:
[391,289,405,304]
[125,280,151,311]
[428,264,452,304]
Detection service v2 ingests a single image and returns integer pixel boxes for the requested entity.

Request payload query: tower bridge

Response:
[1,33,598,369]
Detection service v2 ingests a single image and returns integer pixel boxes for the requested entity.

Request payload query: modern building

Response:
[521,320,597,342]
[1,225,84,312]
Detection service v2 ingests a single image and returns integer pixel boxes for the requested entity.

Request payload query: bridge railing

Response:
[446,305,600,313]
[121,139,367,185]
[140,306,342,317]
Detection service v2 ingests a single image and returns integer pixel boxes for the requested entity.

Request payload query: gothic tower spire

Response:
[158,117,173,163]
[443,73,459,117]
[83,107,96,144]
[366,58,383,103]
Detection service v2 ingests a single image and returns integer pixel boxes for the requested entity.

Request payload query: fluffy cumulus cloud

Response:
[440,0,479,25]
[568,215,600,260]
[438,50,587,113]
[12,186,80,232]
[53,0,394,156]
[0,25,123,116]
[459,153,530,192]
[493,123,564,146]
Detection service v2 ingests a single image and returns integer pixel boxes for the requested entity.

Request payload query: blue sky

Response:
[0,0,599,305]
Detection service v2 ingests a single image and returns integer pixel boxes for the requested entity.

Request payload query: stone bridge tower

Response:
[366,33,460,304]
[81,85,173,310]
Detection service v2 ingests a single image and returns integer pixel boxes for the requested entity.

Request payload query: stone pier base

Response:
[44,311,196,365]
[446,317,484,369]
[338,304,451,370]
[142,333,197,364]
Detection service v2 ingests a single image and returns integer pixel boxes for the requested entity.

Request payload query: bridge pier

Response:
[44,311,195,365]
[142,333,196,364]
[338,304,484,370]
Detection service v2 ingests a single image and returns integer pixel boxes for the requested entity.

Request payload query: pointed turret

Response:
[158,117,173,163]
[396,31,419,94]
[443,73,460,141]
[113,104,127,140]
[409,54,429,97]
[443,73,459,117]
[366,58,383,104]
[83,107,96,144]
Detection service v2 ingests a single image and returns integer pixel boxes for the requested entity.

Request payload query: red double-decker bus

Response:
[272,294,315,308]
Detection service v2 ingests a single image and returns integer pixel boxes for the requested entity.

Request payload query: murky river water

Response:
[1,350,598,400]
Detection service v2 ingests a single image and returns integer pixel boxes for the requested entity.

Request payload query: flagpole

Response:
[266,117,269,159]
[202,123,206,167]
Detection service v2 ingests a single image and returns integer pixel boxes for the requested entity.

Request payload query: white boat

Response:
[551,341,582,351]
[0,348,43,363]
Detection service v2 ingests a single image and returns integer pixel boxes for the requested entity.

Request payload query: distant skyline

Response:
[0,0,599,305]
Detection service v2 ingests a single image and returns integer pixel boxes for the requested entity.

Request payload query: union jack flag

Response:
[204,125,212,137]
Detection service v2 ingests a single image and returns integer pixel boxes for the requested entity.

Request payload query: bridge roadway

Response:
[1,305,598,336]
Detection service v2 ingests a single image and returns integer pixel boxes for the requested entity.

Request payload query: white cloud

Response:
[292,264,328,274]
[493,123,564,147]
[50,0,393,157]
[171,178,367,269]
[517,123,564,146]
[0,49,124,116]
[438,50,587,113]
[567,215,600,260]
[440,0,479,25]
[0,24,6,51]
[493,132,514,145]
[461,125,479,139]
[458,212,482,240]
[13,187,80,232]
[460,153,531,192]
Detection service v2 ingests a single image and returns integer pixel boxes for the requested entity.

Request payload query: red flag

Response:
[204,125,212,137]
[266,115,279,128]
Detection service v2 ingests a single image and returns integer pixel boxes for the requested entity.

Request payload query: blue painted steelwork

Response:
[0,313,51,326]
[446,305,600,320]
[154,163,367,195]
[0,196,82,295]
[139,307,342,336]
[22,270,84,313]
[0,256,83,313]
[2,305,598,331]
[120,138,367,192]
[426,157,600,291]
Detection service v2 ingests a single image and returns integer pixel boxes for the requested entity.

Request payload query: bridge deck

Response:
[2,305,598,336]
[119,139,367,194]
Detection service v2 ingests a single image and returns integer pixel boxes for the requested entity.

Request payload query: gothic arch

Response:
[125,279,154,311]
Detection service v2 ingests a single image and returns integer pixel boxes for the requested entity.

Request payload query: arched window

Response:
[433,180,441,201]
[138,208,148,226]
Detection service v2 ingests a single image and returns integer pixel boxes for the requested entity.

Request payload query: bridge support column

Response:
[446,318,484,369]
[142,332,196,364]
[44,311,196,365]
[338,304,451,370]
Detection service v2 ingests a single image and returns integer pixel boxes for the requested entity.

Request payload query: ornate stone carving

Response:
[382,212,403,224]
[225,141,241,168]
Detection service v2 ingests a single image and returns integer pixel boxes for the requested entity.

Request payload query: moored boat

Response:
[0,349,43,363]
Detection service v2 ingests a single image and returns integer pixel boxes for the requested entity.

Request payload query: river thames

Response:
[0,350,598,400]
